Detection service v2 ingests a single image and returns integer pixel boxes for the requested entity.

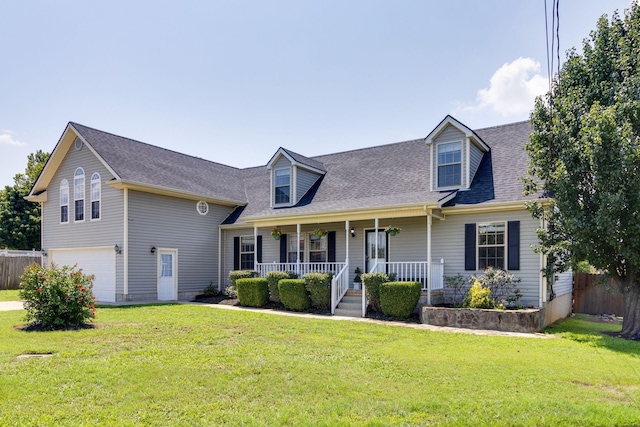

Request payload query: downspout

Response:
[427,210,432,306]
[217,226,222,292]
[374,218,379,271]
[123,188,129,299]
[254,226,258,272]
[296,223,301,275]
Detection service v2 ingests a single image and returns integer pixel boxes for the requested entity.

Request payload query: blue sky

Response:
[0,0,633,188]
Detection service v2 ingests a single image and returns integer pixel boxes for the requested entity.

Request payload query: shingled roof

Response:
[70,122,247,204]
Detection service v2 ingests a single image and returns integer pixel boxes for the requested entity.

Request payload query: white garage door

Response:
[50,248,116,303]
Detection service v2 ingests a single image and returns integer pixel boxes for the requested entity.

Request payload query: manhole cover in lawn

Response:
[17,353,54,360]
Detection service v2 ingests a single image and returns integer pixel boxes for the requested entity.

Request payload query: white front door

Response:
[157,249,177,301]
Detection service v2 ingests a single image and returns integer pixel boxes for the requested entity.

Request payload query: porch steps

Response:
[334,294,362,318]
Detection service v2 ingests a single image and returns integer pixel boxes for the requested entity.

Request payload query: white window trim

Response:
[60,179,69,224]
[74,167,85,222]
[436,140,463,189]
[90,172,101,221]
[239,235,255,270]
[274,167,292,205]
[196,201,209,216]
[477,221,506,270]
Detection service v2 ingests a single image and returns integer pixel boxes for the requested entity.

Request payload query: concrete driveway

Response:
[0,301,24,311]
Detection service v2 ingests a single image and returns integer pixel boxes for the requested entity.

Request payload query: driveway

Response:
[0,301,24,311]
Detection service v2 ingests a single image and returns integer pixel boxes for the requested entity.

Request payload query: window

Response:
[240,236,255,270]
[74,168,85,221]
[91,173,101,220]
[308,233,327,262]
[437,141,462,187]
[161,254,173,277]
[60,179,69,223]
[196,201,209,215]
[478,223,505,269]
[274,168,291,204]
[287,234,305,263]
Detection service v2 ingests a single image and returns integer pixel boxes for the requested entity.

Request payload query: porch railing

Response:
[256,262,347,278]
[330,263,350,314]
[371,259,445,291]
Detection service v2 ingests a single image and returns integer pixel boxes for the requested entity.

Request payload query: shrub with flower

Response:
[19,263,96,330]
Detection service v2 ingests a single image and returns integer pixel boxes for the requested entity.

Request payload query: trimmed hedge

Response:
[265,271,292,303]
[229,270,258,286]
[361,272,389,312]
[278,279,310,311]
[380,281,421,319]
[235,278,269,307]
[304,272,331,311]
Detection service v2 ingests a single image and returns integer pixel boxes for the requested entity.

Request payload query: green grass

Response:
[1,305,639,426]
[0,289,20,301]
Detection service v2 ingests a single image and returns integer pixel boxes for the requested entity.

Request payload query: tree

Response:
[525,4,640,339]
[0,150,50,250]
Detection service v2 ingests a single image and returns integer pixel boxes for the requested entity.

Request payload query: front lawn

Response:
[1,305,639,426]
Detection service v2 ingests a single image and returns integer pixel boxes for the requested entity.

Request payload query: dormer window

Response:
[437,141,462,187]
[274,168,291,204]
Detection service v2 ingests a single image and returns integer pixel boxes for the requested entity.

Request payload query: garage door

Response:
[50,248,116,303]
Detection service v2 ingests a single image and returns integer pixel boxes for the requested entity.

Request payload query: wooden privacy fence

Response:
[0,250,42,290]
[573,272,625,316]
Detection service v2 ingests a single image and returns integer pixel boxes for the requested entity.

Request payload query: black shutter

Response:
[464,224,476,271]
[507,221,520,270]
[256,235,263,264]
[233,236,240,270]
[279,234,287,263]
[328,231,336,262]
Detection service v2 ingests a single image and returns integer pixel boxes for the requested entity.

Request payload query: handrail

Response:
[256,262,347,278]
[330,263,349,314]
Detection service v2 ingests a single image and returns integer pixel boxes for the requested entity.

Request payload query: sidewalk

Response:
[0,301,24,311]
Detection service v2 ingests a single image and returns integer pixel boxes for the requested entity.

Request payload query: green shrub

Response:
[444,274,467,306]
[236,278,269,307]
[380,281,421,319]
[203,282,218,297]
[361,272,389,312]
[278,279,310,311]
[19,263,96,330]
[304,272,331,311]
[463,280,494,309]
[471,267,522,308]
[226,270,258,299]
[265,271,291,302]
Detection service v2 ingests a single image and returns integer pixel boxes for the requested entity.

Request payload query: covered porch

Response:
[248,210,447,317]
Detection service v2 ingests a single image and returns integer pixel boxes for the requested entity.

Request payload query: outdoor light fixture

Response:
[151,246,156,254]
[350,227,356,238]
[114,244,121,254]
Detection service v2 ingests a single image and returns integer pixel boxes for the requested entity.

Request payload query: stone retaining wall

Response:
[419,306,546,333]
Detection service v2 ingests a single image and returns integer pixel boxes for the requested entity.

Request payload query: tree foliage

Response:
[0,150,50,250]
[525,5,640,339]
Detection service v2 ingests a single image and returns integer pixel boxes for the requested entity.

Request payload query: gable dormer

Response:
[425,115,490,191]
[266,148,326,208]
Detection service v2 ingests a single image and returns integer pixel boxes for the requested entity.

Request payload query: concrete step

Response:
[334,307,362,318]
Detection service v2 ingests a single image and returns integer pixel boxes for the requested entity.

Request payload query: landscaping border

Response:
[419,306,545,333]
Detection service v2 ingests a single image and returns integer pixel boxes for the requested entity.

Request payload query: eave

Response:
[108,180,246,207]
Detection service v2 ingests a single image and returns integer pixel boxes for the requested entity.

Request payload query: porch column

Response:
[254,226,258,271]
[427,211,432,306]
[374,217,379,272]
[345,220,350,283]
[296,223,301,276]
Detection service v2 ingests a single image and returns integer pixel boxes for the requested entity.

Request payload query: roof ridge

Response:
[69,122,242,172]
[474,120,529,132]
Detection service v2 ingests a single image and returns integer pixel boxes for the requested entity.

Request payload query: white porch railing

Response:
[372,259,445,291]
[256,262,347,278]
[330,263,350,314]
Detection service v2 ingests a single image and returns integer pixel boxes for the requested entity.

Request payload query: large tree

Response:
[0,150,50,250]
[526,4,640,339]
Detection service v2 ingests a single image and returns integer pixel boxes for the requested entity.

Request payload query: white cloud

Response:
[455,57,548,118]
[0,132,25,146]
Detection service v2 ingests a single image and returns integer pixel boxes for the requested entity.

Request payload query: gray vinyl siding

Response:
[431,210,541,307]
[41,139,125,296]
[554,270,573,297]
[128,190,234,297]
[432,124,467,189]
[295,167,320,202]
[272,156,292,206]
[469,142,484,184]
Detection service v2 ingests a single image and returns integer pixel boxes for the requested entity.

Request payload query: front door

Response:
[157,249,177,300]
[365,230,388,273]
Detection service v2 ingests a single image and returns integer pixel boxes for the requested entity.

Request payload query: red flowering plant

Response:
[19,263,96,330]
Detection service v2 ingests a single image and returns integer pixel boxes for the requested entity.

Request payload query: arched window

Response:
[59,179,69,223]
[74,167,85,221]
[91,172,101,220]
